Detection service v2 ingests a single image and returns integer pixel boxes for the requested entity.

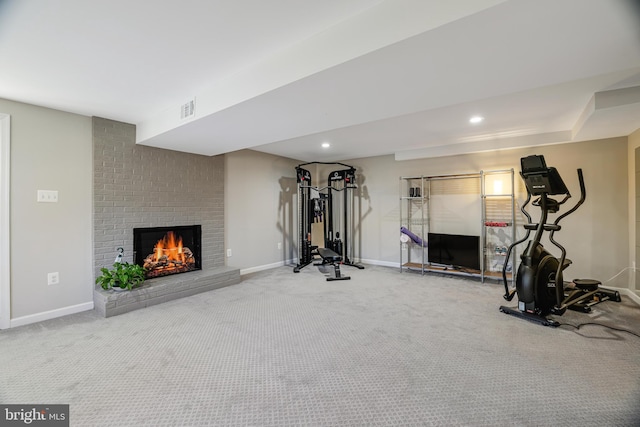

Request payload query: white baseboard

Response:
[240,258,398,275]
[10,301,94,328]
[359,259,399,268]
[240,260,295,276]
[613,287,640,306]
[239,256,390,275]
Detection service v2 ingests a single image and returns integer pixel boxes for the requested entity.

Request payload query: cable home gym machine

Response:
[499,155,621,327]
[293,162,364,281]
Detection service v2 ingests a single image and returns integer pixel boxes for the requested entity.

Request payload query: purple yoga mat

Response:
[401,226,427,247]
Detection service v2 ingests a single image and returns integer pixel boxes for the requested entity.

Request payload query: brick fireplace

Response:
[92,117,239,316]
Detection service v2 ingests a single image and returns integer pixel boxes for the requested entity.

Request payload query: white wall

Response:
[343,138,630,287]
[225,150,299,273]
[0,99,93,326]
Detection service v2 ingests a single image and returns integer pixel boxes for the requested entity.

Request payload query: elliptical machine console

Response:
[500,155,620,327]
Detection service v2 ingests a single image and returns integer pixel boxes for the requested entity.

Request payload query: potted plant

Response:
[96,262,146,291]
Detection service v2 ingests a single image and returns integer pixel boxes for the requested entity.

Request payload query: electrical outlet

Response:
[37,190,58,203]
[278,242,282,250]
[227,249,232,257]
[47,272,59,285]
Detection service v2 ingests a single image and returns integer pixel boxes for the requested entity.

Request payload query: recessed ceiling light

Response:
[321,142,331,148]
[469,116,484,124]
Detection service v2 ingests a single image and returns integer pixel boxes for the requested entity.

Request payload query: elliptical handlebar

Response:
[552,168,585,226]
[501,191,532,300]
[548,168,585,312]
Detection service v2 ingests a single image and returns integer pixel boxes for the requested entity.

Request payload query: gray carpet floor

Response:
[1,264,639,426]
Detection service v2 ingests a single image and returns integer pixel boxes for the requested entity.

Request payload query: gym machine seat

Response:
[317,248,350,281]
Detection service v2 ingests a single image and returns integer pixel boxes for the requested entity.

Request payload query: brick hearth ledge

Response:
[93,266,241,317]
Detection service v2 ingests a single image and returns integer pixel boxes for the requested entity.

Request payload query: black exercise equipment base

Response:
[500,282,622,326]
[562,283,621,313]
[499,306,560,327]
[293,262,311,273]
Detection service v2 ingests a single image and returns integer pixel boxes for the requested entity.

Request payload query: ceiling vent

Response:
[180,98,196,120]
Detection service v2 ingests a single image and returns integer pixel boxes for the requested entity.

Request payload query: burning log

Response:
[144,247,195,269]
[143,231,197,278]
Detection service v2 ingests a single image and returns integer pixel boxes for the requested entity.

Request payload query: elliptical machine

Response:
[499,155,620,327]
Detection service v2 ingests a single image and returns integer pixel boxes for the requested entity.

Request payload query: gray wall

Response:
[225,150,299,272]
[631,128,640,293]
[636,146,639,292]
[93,117,225,275]
[343,138,630,287]
[1,98,93,321]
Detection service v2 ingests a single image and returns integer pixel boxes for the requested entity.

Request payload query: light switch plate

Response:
[37,190,58,203]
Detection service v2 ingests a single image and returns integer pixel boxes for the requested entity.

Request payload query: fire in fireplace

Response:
[133,225,202,279]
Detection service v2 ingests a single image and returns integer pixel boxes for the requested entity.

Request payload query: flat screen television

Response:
[427,232,480,271]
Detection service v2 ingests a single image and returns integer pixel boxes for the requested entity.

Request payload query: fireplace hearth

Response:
[133,225,202,279]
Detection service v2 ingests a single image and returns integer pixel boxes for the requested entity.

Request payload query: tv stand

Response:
[399,169,516,283]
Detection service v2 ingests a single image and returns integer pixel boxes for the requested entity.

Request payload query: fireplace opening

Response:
[133,225,202,279]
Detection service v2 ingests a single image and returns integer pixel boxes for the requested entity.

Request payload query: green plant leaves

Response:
[95,262,146,290]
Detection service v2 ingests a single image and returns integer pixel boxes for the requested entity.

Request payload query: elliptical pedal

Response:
[573,279,600,291]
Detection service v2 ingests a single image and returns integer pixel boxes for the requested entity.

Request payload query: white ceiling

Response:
[1,0,640,162]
